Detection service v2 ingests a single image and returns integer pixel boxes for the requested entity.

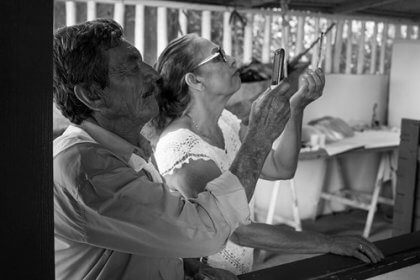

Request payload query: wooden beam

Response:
[178,9,188,36]
[334,0,399,14]
[157,7,168,57]
[65,0,76,26]
[134,4,145,54]
[333,20,344,73]
[201,10,211,40]
[295,16,305,55]
[223,11,232,55]
[243,13,254,64]
[345,20,353,74]
[356,21,366,74]
[325,19,333,74]
[114,2,125,28]
[379,23,388,74]
[262,15,272,63]
[370,23,378,74]
[86,1,96,21]
[311,17,320,70]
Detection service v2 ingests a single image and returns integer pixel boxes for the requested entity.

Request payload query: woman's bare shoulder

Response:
[159,117,191,139]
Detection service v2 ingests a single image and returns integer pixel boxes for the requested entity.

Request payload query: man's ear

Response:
[184,73,204,91]
[74,84,105,111]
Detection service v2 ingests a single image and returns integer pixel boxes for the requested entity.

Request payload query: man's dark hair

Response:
[53,18,123,124]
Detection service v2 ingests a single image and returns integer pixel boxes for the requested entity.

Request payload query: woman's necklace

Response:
[189,116,227,154]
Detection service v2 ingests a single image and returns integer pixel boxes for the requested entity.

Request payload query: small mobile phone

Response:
[271,48,285,88]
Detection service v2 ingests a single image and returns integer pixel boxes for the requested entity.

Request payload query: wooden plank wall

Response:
[393,119,420,236]
[55,0,420,74]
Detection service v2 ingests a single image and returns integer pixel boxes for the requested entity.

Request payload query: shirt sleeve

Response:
[54,143,250,259]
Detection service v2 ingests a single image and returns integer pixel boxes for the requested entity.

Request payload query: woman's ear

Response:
[184,73,204,91]
[74,84,105,111]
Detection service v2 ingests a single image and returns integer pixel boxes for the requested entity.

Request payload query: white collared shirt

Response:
[53,121,250,280]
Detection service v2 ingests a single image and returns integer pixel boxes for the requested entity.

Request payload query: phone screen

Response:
[271,48,285,87]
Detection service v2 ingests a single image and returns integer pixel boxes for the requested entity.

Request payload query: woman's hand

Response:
[291,68,325,110]
[327,235,385,263]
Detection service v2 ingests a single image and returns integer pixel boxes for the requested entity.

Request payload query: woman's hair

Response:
[53,18,123,124]
[152,33,202,131]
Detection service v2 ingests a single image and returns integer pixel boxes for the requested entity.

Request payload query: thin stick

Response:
[289,22,335,67]
[317,32,325,68]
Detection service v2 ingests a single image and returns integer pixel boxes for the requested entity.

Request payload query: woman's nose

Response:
[227,55,236,67]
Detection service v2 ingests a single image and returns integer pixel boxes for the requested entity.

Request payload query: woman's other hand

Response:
[291,68,325,110]
[327,235,385,263]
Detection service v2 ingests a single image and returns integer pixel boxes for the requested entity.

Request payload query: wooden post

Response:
[134,4,145,54]
[296,16,305,55]
[201,10,211,40]
[394,24,401,40]
[178,9,188,36]
[333,20,344,73]
[157,7,168,57]
[282,15,290,77]
[379,23,388,74]
[408,25,416,39]
[223,11,232,55]
[370,22,378,74]
[325,19,333,74]
[87,1,96,21]
[114,2,125,27]
[262,15,272,63]
[356,21,366,74]
[345,20,353,74]
[311,17,320,70]
[65,0,76,26]
[243,13,254,64]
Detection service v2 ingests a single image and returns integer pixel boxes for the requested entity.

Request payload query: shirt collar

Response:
[79,120,146,164]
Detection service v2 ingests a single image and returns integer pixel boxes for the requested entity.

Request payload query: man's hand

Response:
[291,68,325,110]
[328,235,385,263]
[193,265,238,280]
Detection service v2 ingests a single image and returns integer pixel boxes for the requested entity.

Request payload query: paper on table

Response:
[322,130,400,156]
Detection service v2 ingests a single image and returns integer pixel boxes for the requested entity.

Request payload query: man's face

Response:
[101,40,160,125]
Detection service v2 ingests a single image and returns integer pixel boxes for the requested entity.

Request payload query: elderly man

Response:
[53,18,293,280]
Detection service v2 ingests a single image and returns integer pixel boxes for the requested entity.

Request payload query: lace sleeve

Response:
[154,129,214,176]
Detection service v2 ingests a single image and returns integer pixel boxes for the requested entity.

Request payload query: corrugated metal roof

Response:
[163,0,420,23]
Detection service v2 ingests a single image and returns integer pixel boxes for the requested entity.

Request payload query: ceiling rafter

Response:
[333,0,399,14]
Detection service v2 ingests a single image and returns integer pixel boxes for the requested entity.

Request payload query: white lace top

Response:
[154,109,254,275]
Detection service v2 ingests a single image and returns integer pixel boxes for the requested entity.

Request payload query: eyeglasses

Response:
[193,47,228,70]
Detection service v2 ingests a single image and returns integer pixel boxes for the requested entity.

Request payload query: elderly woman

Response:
[149,34,383,276]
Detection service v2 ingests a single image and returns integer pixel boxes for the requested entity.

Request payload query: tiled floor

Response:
[253,208,393,271]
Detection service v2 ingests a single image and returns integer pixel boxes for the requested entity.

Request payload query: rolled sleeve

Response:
[200,171,251,228]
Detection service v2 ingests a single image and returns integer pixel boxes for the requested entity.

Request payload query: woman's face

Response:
[192,37,241,97]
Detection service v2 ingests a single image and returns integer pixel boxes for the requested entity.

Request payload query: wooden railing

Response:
[55,0,419,75]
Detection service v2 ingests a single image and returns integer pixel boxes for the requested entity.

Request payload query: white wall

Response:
[388,40,420,127]
[303,74,389,126]
[253,73,390,222]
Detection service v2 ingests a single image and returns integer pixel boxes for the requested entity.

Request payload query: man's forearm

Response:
[229,138,272,201]
[231,223,331,254]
